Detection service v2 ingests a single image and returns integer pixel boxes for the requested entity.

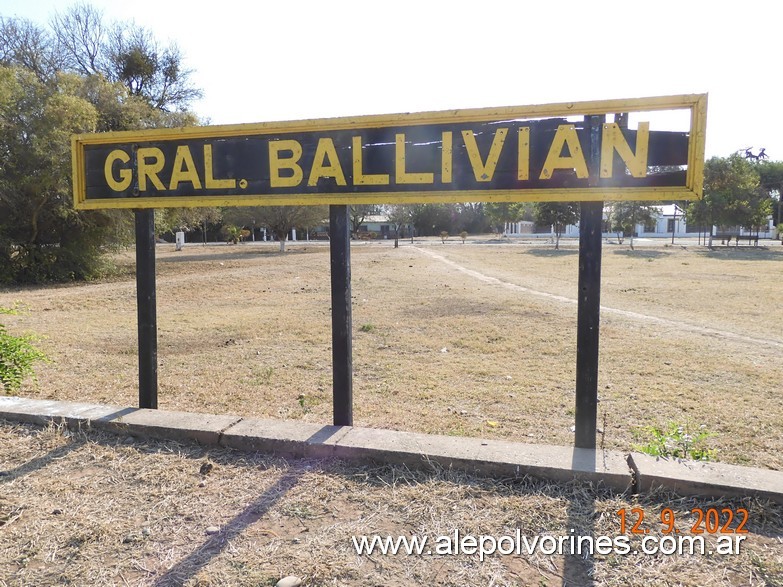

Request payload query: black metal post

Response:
[575,201,603,448]
[135,209,158,409]
[574,114,604,449]
[329,205,353,426]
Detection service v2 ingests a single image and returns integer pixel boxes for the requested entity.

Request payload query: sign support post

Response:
[329,204,353,426]
[575,115,604,448]
[575,200,603,448]
[134,209,158,409]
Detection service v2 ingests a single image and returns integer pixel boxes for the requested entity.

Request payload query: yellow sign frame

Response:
[72,94,707,210]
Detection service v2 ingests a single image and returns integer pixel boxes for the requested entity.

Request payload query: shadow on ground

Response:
[525,248,580,257]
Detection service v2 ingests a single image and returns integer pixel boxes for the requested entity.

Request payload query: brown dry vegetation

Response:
[1,239,782,469]
[1,238,783,586]
[1,421,781,586]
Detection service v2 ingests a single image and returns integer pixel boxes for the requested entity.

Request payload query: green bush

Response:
[0,306,49,393]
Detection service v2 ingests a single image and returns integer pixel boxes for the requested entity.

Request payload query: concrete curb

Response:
[2,396,781,503]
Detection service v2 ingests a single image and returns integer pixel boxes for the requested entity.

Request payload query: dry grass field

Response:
[1,238,782,586]
[1,238,782,468]
[1,421,781,586]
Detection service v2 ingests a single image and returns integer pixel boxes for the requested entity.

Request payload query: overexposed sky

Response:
[3,0,781,160]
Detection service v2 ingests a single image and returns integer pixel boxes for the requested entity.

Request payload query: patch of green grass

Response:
[359,323,375,333]
[632,420,717,461]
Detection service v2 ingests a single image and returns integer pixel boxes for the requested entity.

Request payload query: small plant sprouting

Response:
[359,324,375,333]
[632,421,717,461]
[297,393,310,415]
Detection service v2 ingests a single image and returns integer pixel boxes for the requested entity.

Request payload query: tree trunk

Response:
[279,237,286,253]
[30,195,49,244]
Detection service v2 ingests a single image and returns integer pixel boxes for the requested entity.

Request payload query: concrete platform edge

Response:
[2,397,781,503]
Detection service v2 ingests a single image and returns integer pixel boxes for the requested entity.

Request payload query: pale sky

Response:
[3,0,781,160]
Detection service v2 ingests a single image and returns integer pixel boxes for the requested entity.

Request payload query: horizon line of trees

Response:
[2,4,781,284]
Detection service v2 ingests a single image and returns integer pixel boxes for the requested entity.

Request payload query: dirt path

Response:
[414,246,783,351]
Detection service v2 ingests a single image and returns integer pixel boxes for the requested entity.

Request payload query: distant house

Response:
[355,214,416,239]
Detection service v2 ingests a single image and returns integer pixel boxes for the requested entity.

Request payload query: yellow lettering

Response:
[137,147,165,191]
[540,125,588,179]
[269,140,303,188]
[461,128,508,182]
[441,131,452,183]
[518,127,530,181]
[204,144,237,189]
[168,146,202,190]
[352,136,389,185]
[104,149,132,191]
[307,138,346,186]
[395,134,434,184]
[600,122,649,178]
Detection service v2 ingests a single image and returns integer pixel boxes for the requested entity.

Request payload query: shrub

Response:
[0,306,49,393]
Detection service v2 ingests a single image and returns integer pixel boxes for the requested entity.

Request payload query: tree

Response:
[0,8,202,283]
[484,202,531,234]
[156,208,223,244]
[605,201,658,250]
[453,202,490,234]
[409,204,454,236]
[687,154,768,247]
[349,205,379,238]
[0,16,65,80]
[0,66,106,282]
[51,3,201,111]
[533,202,580,249]
[385,204,415,247]
[757,160,783,237]
[226,206,327,252]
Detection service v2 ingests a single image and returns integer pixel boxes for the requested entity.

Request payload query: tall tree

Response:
[0,66,102,282]
[50,3,201,111]
[0,7,202,283]
[0,16,65,80]
[533,202,580,249]
[687,154,768,247]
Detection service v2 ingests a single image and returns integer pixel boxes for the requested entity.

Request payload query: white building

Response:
[504,204,775,240]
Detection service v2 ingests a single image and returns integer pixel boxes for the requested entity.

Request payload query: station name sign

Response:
[72,95,706,209]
